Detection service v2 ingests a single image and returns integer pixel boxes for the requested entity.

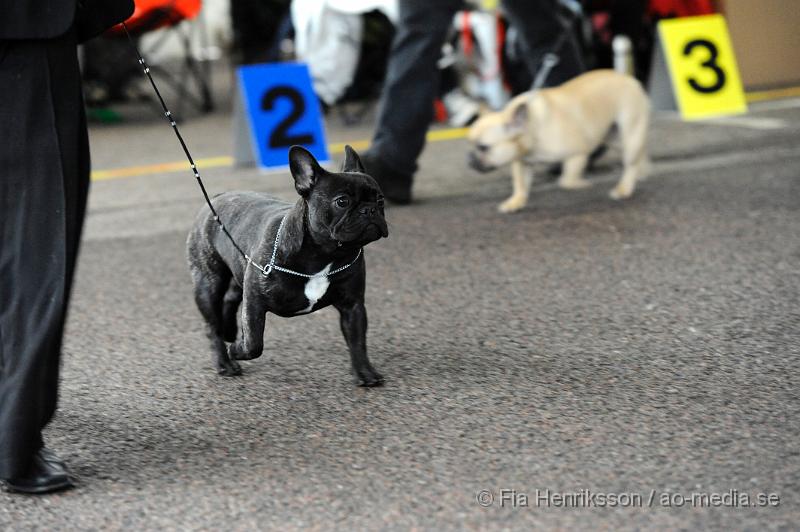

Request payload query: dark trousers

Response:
[0,28,89,479]
[369,0,585,177]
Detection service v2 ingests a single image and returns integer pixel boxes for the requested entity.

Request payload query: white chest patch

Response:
[297,263,332,314]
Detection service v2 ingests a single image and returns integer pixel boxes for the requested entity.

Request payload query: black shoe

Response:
[2,448,74,495]
[359,151,414,205]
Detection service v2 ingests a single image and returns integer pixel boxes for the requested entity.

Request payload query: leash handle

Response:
[532,53,560,91]
[531,2,582,91]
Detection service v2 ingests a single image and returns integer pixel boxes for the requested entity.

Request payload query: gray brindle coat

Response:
[186,146,388,385]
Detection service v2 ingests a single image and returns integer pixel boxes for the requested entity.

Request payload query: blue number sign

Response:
[237,62,329,170]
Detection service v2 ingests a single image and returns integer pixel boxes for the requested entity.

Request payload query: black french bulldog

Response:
[186,145,388,386]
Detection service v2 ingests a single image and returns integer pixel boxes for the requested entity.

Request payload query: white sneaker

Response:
[443,90,481,127]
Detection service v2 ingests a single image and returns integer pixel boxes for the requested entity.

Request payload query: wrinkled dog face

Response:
[289,145,388,247]
[467,101,530,172]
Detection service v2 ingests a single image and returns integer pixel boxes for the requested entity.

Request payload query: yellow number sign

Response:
[659,14,747,120]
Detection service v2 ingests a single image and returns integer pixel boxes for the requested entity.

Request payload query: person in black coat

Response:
[0,0,133,494]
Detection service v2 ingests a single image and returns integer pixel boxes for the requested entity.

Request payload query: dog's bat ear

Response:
[341,144,365,173]
[509,102,529,132]
[289,145,322,197]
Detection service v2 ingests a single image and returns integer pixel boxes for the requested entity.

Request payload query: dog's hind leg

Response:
[191,268,242,376]
[558,154,591,190]
[221,278,242,343]
[610,101,649,200]
[228,290,267,361]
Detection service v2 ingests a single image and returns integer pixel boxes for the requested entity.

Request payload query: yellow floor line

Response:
[745,85,800,103]
[90,85,797,182]
[328,139,371,153]
[91,128,470,182]
[91,156,233,181]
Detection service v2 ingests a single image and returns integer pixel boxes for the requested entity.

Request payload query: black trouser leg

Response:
[0,29,88,479]
[369,0,463,177]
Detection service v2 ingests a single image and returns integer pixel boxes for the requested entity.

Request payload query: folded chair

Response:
[106,0,214,117]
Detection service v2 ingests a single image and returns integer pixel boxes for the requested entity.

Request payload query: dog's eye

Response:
[335,197,351,208]
[477,144,489,152]
[376,197,385,208]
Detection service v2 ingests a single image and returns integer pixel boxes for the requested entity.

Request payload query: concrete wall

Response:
[721,0,800,89]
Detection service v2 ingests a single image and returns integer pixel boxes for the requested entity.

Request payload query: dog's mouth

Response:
[468,151,495,173]
[333,221,388,245]
[366,222,389,239]
[356,222,388,243]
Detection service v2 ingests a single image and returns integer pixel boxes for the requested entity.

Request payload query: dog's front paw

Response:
[229,343,262,361]
[355,366,384,387]
[217,357,242,377]
[498,196,526,213]
[609,184,634,200]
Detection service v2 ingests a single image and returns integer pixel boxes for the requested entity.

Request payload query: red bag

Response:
[649,0,715,17]
[121,0,202,33]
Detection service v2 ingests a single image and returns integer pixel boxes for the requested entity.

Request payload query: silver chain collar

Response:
[244,215,363,279]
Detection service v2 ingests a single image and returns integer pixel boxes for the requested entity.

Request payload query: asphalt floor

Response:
[1,85,799,530]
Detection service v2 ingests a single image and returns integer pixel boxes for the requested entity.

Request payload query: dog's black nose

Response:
[360,205,378,217]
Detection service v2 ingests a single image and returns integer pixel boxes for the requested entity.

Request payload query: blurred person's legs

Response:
[362,0,463,204]
[363,0,586,203]
[0,27,89,494]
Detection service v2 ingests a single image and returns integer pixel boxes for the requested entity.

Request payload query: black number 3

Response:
[683,39,726,94]
[261,86,315,148]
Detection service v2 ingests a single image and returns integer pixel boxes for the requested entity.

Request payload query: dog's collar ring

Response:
[246,214,362,279]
